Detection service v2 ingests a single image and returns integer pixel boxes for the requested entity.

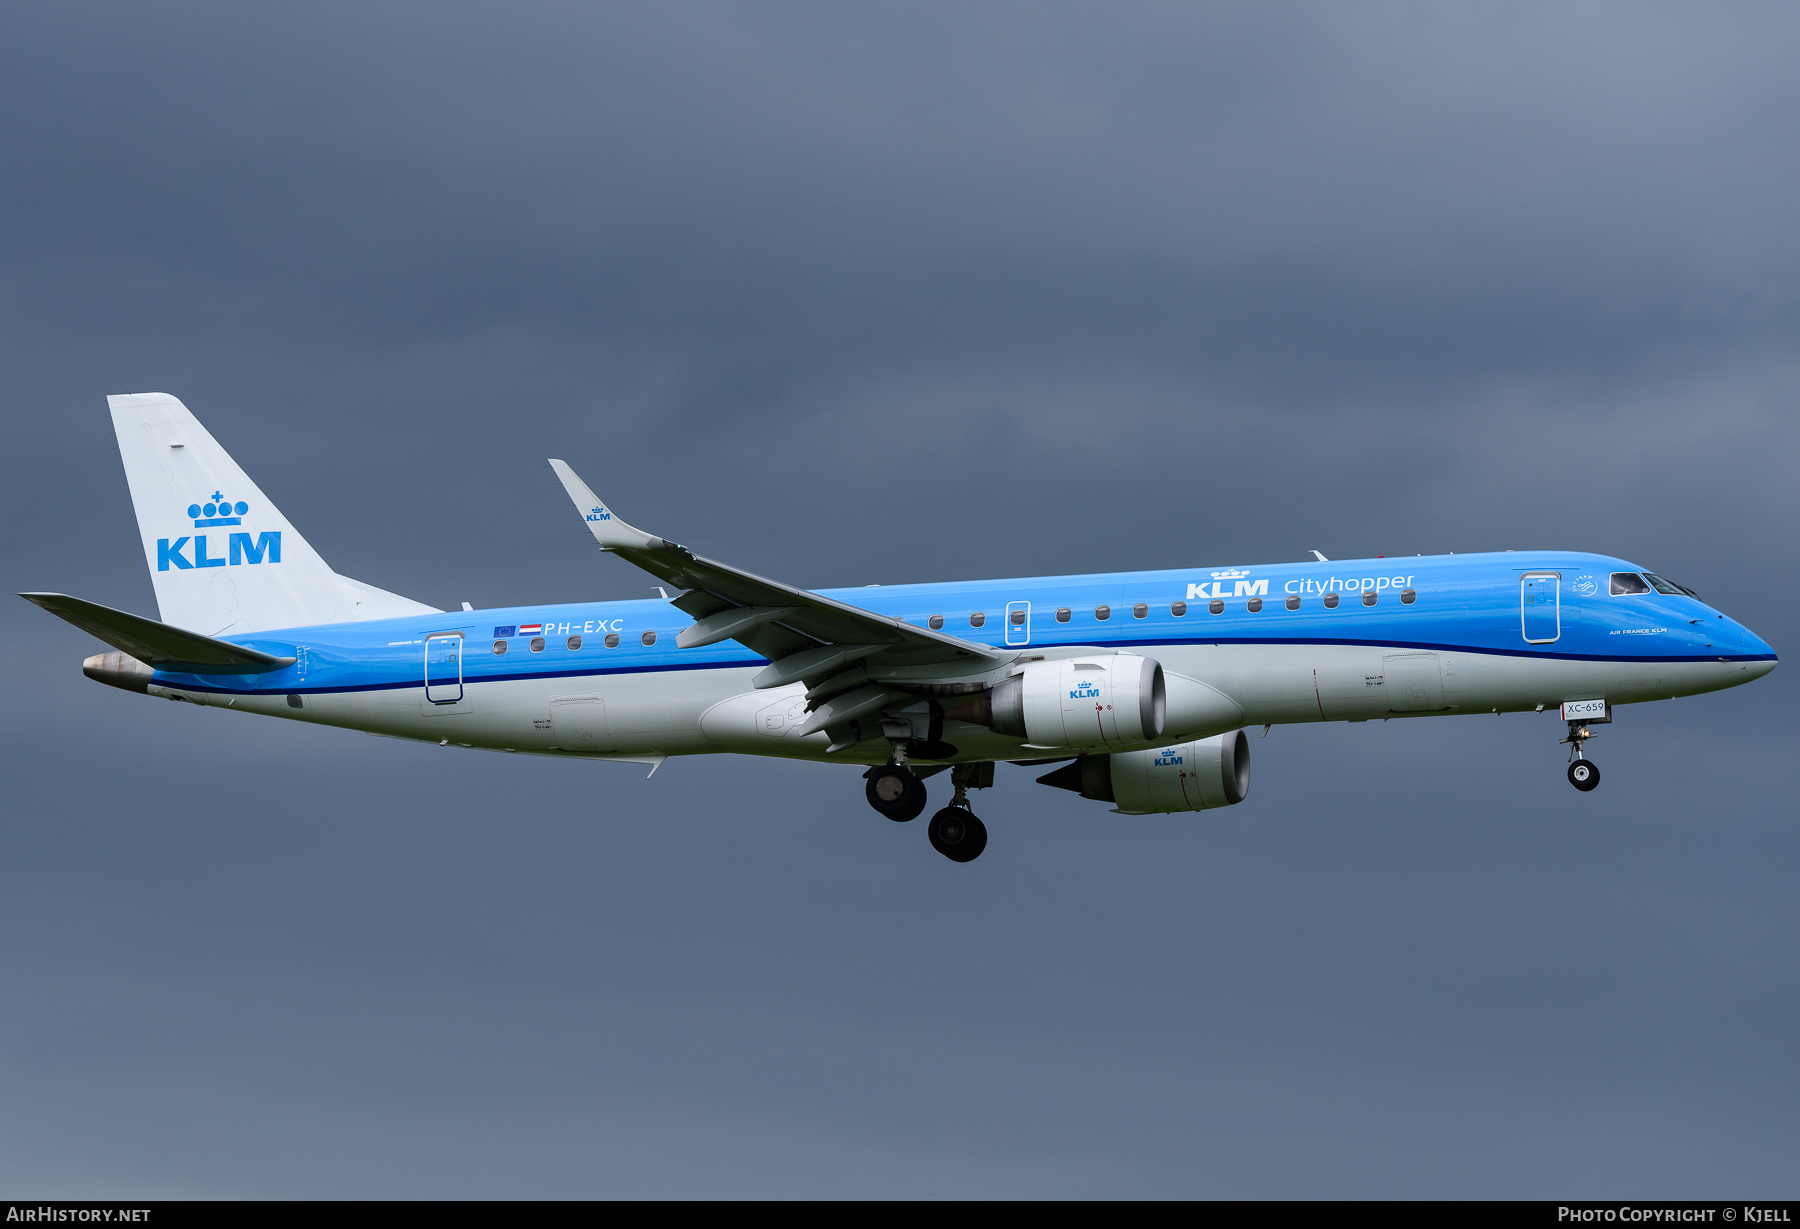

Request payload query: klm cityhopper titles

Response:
[23,394,1778,863]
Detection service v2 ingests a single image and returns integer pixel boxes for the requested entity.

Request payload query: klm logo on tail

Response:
[189,491,246,527]
[158,494,280,571]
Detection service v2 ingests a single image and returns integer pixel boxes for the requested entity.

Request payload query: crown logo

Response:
[188,491,248,527]
[586,505,612,522]
[1211,569,1250,580]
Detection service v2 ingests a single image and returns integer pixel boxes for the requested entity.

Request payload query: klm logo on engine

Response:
[1070,681,1103,700]
[1187,569,1267,601]
[1153,749,1185,768]
[157,493,280,571]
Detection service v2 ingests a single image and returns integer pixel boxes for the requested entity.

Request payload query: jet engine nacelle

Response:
[1037,731,1251,814]
[987,654,1166,749]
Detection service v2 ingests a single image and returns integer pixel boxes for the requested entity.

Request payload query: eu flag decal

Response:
[493,625,517,637]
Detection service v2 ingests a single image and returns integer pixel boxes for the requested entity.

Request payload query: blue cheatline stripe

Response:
[153,638,1773,698]
[1092,635,1777,663]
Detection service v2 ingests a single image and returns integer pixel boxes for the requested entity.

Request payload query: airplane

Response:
[23,393,1779,863]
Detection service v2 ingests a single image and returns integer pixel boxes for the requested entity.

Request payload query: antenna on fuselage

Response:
[1310,550,1329,562]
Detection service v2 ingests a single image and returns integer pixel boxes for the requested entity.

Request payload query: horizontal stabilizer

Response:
[20,592,296,674]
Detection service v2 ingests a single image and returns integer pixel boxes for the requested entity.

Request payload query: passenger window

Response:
[567,635,582,650]
[493,640,507,655]
[1323,592,1340,609]
[1055,607,1071,623]
[1170,601,1186,616]
[928,615,943,630]
[1247,597,1263,613]
[969,612,986,628]
[1285,594,1300,610]
[641,630,657,646]
[604,633,620,648]
[1610,572,1652,596]
[1642,572,1691,596]
[530,637,546,652]
[1132,603,1148,619]
[1208,599,1224,615]
[1010,609,1026,626]
[1095,605,1111,621]
[1361,591,1376,607]
[1400,589,1416,605]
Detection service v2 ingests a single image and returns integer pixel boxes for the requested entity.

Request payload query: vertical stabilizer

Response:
[108,393,439,634]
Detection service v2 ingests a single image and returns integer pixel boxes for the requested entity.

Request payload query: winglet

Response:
[547,460,674,553]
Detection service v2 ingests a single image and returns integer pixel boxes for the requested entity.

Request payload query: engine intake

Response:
[978,654,1165,749]
[1037,731,1251,813]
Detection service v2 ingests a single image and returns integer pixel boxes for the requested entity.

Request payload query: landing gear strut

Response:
[1562,722,1601,792]
[927,763,988,863]
[866,741,928,821]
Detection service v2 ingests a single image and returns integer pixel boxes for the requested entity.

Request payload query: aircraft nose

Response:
[1747,658,1778,680]
[1729,617,1777,677]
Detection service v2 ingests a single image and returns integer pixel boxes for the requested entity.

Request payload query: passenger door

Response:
[424,634,464,703]
[1521,573,1560,645]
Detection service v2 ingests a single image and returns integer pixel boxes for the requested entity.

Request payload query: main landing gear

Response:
[866,761,928,821]
[928,764,988,864]
[864,744,989,861]
[1562,721,1601,792]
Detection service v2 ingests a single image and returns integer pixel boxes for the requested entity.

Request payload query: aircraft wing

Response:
[548,460,1004,690]
[20,592,298,674]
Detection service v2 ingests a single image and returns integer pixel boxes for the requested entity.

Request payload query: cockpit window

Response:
[1609,572,1651,596]
[1642,572,1698,598]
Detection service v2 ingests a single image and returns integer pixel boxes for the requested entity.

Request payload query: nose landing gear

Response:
[1562,721,1601,792]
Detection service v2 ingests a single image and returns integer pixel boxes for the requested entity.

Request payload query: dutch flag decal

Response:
[518,623,543,635]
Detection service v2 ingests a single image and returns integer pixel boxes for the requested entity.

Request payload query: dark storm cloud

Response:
[7,4,1796,381]
[2,2,1796,1196]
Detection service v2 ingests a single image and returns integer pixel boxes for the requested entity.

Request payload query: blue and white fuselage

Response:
[148,553,1774,763]
[25,395,1778,862]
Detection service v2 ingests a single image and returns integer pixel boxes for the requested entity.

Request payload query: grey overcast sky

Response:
[3,2,1797,1197]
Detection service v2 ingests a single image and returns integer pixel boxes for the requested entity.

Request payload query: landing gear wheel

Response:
[867,765,927,821]
[1568,760,1600,792]
[928,806,988,862]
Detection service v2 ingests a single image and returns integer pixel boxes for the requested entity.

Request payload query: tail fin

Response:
[108,393,440,634]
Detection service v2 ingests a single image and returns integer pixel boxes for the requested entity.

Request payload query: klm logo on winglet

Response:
[158,494,280,571]
[586,505,612,522]
[1187,570,1268,600]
